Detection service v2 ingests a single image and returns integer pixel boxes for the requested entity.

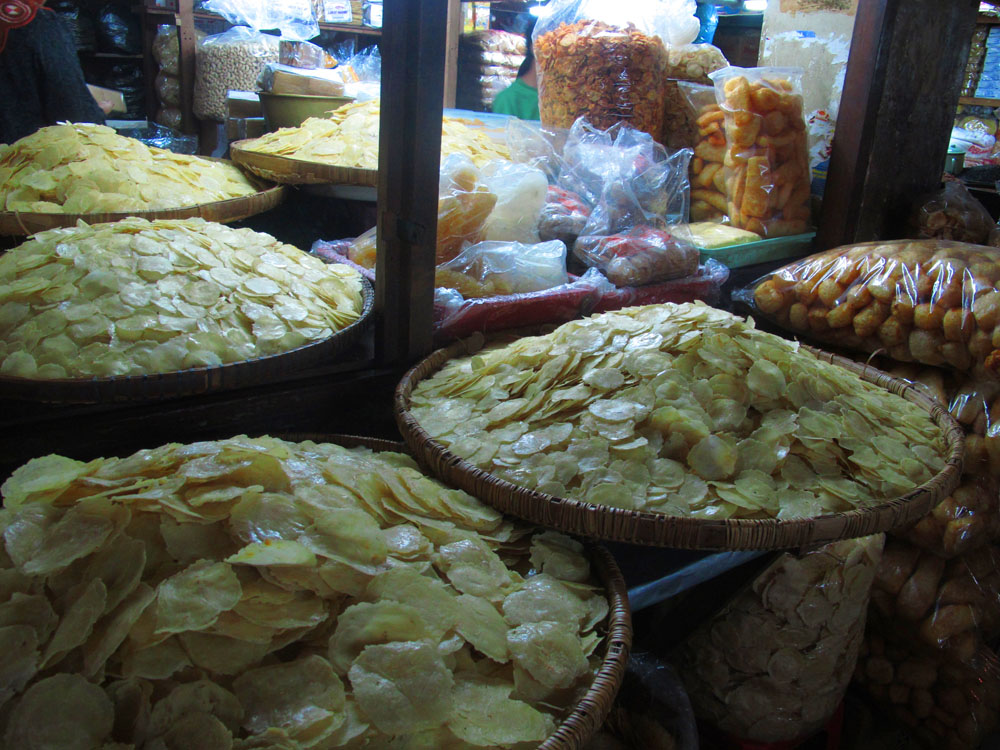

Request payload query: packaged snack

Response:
[533,1,673,139]
[575,227,699,287]
[590,258,729,312]
[538,186,592,247]
[709,66,812,238]
[154,71,180,107]
[434,240,569,299]
[741,239,1000,375]
[910,180,994,245]
[675,535,884,743]
[480,161,549,244]
[193,28,279,122]
[680,82,729,223]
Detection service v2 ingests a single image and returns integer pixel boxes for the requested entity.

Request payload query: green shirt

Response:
[492,78,540,121]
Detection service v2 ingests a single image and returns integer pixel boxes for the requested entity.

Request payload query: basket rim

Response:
[230,140,378,187]
[0,158,285,235]
[279,432,634,750]
[0,276,375,404]
[394,335,966,551]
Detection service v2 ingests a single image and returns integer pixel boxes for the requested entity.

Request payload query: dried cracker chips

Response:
[0,218,363,379]
[409,302,950,520]
[0,123,258,214]
[0,436,609,748]
[240,99,511,171]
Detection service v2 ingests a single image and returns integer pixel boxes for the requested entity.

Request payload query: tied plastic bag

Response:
[679,81,729,222]
[709,66,812,238]
[854,630,1000,750]
[870,538,1000,665]
[538,186,592,247]
[434,240,569,298]
[193,27,279,121]
[155,72,180,107]
[910,180,994,245]
[739,239,1000,375]
[533,0,677,139]
[575,227,698,288]
[674,535,884,744]
[153,25,180,76]
[504,118,569,182]
[480,162,549,244]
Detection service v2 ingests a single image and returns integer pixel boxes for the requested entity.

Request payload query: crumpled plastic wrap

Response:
[709,66,812,238]
[673,535,883,744]
[870,538,1000,666]
[854,620,1000,748]
[739,239,1000,375]
[533,1,671,138]
[910,181,995,246]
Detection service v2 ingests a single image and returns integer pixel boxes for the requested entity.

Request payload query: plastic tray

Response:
[697,231,816,269]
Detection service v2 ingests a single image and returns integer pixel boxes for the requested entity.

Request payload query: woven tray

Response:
[0,277,374,404]
[272,432,632,750]
[230,140,377,186]
[0,159,286,236]
[394,338,966,551]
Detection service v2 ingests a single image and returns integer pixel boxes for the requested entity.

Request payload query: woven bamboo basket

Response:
[230,140,378,186]
[0,160,286,236]
[273,432,633,750]
[394,337,966,551]
[0,277,374,404]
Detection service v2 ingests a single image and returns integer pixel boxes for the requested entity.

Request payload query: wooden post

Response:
[177,0,197,134]
[375,0,446,365]
[444,0,462,108]
[818,0,979,249]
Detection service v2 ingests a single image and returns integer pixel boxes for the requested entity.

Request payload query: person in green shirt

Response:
[492,36,539,121]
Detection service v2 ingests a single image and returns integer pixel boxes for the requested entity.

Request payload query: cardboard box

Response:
[269,69,346,97]
[226,91,263,119]
[87,85,126,115]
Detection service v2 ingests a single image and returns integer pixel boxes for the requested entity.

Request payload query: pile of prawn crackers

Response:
[409,303,950,519]
[0,124,258,214]
[0,218,364,380]
[0,436,609,748]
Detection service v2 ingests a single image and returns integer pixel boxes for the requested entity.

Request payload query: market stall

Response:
[3,0,1000,748]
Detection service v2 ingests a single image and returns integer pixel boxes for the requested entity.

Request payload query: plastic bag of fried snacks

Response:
[673,535,884,743]
[708,66,812,238]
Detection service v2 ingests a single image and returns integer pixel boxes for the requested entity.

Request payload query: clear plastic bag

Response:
[532,0,674,138]
[435,240,569,299]
[575,227,699,287]
[461,30,528,56]
[664,42,728,83]
[155,107,183,131]
[869,537,1000,664]
[480,161,549,244]
[854,631,1000,749]
[674,535,884,744]
[504,119,569,182]
[911,180,995,245]
[153,24,180,76]
[709,66,812,238]
[155,72,181,107]
[590,258,729,312]
[538,186,592,247]
[193,27,279,122]
[202,0,319,41]
[739,239,1000,375]
[679,81,730,222]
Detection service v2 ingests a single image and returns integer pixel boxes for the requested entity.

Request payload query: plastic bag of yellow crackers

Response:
[739,239,1000,376]
[709,66,812,238]
[532,0,682,141]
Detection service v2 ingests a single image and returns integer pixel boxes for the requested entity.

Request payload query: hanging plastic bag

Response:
[480,161,549,244]
[910,180,994,245]
[193,27,279,121]
[435,240,569,298]
[532,0,680,139]
[709,66,812,238]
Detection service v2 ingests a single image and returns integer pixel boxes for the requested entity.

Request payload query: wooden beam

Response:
[818,0,979,249]
[177,0,197,134]
[375,0,446,365]
[444,0,463,108]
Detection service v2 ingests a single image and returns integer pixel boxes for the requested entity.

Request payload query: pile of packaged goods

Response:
[0,124,258,213]
[456,30,526,112]
[0,435,612,748]
[237,99,512,170]
[151,25,205,131]
[408,302,950,518]
[741,241,1000,748]
[0,218,364,380]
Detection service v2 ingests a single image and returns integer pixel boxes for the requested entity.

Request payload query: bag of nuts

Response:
[193,27,279,122]
[532,0,682,141]
[740,239,1000,375]
[854,624,1000,748]
[672,535,884,744]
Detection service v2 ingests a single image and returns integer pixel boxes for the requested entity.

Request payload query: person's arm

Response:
[36,11,106,125]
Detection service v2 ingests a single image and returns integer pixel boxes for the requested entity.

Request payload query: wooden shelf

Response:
[979,13,1000,24]
[960,95,1000,106]
[79,51,144,59]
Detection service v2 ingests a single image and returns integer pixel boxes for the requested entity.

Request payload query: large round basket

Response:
[273,432,632,750]
[230,140,378,187]
[394,337,966,551]
[0,277,374,404]
[0,159,286,236]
